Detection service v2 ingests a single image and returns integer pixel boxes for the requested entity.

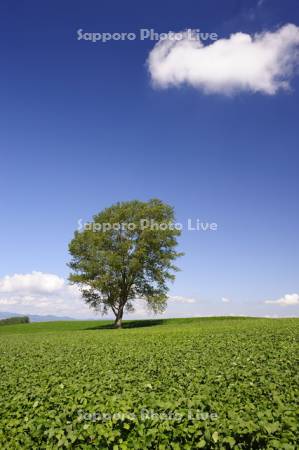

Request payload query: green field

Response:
[0,317,298,449]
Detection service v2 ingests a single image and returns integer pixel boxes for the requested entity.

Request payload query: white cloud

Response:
[221,297,231,303]
[265,293,299,306]
[0,271,64,294]
[147,24,299,95]
[0,272,90,318]
[168,295,196,304]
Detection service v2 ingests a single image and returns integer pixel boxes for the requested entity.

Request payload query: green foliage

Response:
[0,317,298,449]
[68,199,182,326]
[0,316,29,326]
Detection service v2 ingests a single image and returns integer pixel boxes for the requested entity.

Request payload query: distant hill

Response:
[0,311,76,322]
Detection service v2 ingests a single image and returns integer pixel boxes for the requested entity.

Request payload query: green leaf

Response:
[212,432,219,443]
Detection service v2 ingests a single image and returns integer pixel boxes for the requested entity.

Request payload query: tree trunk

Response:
[114,308,123,329]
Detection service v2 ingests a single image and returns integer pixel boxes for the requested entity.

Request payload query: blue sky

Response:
[0,0,299,318]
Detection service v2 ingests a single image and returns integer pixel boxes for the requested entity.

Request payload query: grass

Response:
[0,317,298,449]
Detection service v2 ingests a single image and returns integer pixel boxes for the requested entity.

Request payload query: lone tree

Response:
[68,199,182,328]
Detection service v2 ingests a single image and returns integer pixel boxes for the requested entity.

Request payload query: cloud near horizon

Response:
[147,24,299,95]
[0,272,89,317]
[265,293,299,306]
[168,295,196,304]
[1,272,297,318]
[0,272,197,318]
